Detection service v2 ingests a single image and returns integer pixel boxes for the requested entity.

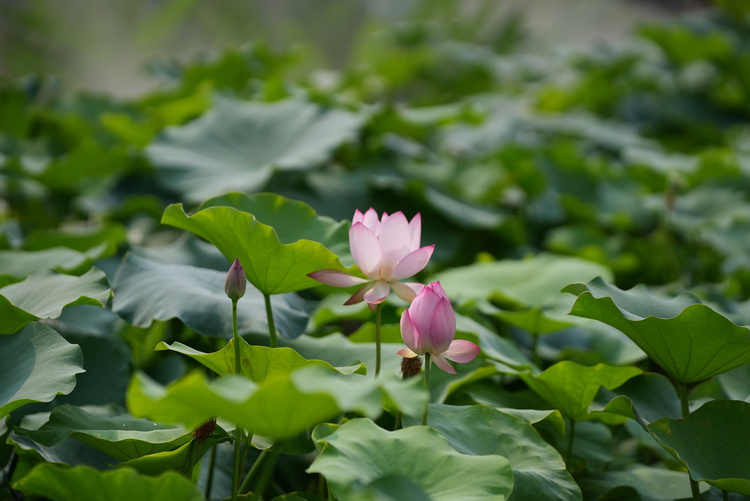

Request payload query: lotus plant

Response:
[397,281,480,424]
[225,258,246,501]
[309,208,435,376]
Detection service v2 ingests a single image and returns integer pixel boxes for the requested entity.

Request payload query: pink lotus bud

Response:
[397,281,480,374]
[224,258,246,301]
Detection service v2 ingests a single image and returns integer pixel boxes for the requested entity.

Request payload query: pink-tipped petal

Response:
[391,281,423,303]
[431,353,457,374]
[344,283,373,305]
[379,212,413,278]
[392,245,435,280]
[400,309,419,353]
[428,281,448,299]
[308,270,368,288]
[428,297,457,353]
[349,223,382,278]
[352,209,365,226]
[362,208,381,235]
[363,279,390,305]
[407,286,442,336]
[408,213,422,251]
[397,347,419,358]
[352,209,365,225]
[443,340,481,363]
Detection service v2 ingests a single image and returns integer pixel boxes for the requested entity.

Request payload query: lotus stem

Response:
[422,353,431,426]
[232,298,242,501]
[375,303,383,377]
[264,293,278,348]
[565,418,576,465]
[253,450,279,500]
[204,444,217,499]
[678,382,701,501]
[531,333,541,367]
[240,448,271,493]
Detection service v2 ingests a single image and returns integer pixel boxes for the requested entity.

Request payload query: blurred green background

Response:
[1,0,703,97]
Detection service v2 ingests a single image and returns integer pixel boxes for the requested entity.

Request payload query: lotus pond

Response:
[2,3,750,501]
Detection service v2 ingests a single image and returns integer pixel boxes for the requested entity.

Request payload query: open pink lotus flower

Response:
[309,208,435,308]
[398,281,481,374]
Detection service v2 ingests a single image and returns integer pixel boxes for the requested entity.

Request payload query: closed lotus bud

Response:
[225,258,246,300]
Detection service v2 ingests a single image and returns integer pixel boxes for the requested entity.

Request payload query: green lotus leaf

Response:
[13,404,191,462]
[121,425,231,477]
[0,267,111,334]
[493,306,574,336]
[563,277,750,383]
[518,361,642,422]
[112,253,309,338]
[146,96,366,201]
[646,400,750,495]
[0,244,110,282]
[156,338,365,380]
[407,404,581,501]
[244,332,406,378]
[161,193,354,295]
[23,222,127,253]
[127,366,425,440]
[580,464,708,501]
[0,323,85,418]
[609,372,681,424]
[199,192,351,262]
[433,253,613,310]
[13,464,204,501]
[309,418,514,501]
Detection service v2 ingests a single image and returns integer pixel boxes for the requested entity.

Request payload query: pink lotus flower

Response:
[398,281,480,374]
[309,208,435,308]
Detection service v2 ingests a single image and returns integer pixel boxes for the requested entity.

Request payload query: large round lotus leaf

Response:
[146,96,365,201]
[156,339,365,380]
[0,323,85,418]
[580,464,707,500]
[161,193,355,295]
[13,404,190,462]
[563,277,750,383]
[518,361,642,422]
[127,366,426,440]
[112,253,309,338]
[646,400,750,495]
[121,428,231,477]
[309,418,514,501]
[407,404,581,501]
[0,244,109,281]
[13,464,204,501]
[199,192,352,262]
[0,267,111,334]
[433,253,612,310]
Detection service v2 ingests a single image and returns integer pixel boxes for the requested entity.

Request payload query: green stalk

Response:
[565,418,576,465]
[204,444,217,499]
[530,333,541,368]
[239,449,271,493]
[422,353,431,426]
[375,303,383,377]
[253,451,279,500]
[722,490,729,501]
[232,298,242,501]
[679,382,701,501]
[264,293,278,348]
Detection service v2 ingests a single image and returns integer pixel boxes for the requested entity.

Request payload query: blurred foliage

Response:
[3,1,750,499]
